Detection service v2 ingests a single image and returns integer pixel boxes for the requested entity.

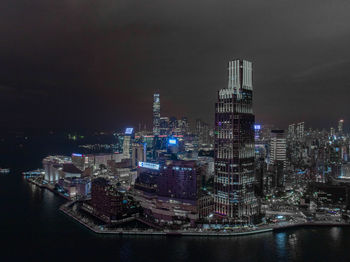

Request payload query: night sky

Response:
[1,0,350,131]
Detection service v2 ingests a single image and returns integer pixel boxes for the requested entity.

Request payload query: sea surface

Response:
[1,137,350,261]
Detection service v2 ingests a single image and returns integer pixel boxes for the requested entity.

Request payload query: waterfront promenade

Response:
[60,201,350,237]
[26,176,350,237]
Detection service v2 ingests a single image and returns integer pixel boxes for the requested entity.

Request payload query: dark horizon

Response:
[1,0,349,131]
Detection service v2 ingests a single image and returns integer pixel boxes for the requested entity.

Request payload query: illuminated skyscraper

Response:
[296,122,304,139]
[269,130,287,166]
[269,130,287,188]
[123,128,134,158]
[196,119,211,145]
[131,143,146,168]
[330,127,335,136]
[338,119,344,134]
[159,116,169,135]
[153,94,160,136]
[214,60,258,223]
[288,123,295,139]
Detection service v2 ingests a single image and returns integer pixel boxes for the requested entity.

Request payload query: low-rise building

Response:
[133,160,213,225]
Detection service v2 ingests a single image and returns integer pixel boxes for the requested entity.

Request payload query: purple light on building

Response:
[158,160,200,201]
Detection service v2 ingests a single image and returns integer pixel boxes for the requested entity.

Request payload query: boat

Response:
[0,168,10,174]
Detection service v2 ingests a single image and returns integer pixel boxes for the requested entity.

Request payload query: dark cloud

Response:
[1,0,350,131]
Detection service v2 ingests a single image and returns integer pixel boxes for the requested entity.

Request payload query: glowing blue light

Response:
[125,128,134,135]
[168,138,177,145]
[276,215,284,219]
[254,125,261,130]
[72,153,82,157]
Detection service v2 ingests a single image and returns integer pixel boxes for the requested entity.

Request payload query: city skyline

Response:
[2,56,350,262]
[1,1,350,131]
[3,1,350,261]
[12,60,350,238]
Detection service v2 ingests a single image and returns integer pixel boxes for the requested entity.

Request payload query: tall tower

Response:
[296,122,305,139]
[123,128,134,158]
[330,127,335,136]
[338,119,344,134]
[132,143,146,168]
[153,94,160,136]
[270,130,287,166]
[269,129,287,188]
[214,60,258,224]
[288,123,295,139]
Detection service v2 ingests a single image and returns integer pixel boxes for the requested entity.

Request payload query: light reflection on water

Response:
[330,227,341,242]
[2,172,350,262]
[275,232,287,260]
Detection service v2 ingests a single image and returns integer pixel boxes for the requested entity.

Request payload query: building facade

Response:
[131,143,146,168]
[269,130,287,166]
[269,130,287,188]
[338,119,344,135]
[153,93,160,136]
[214,60,258,223]
[90,177,125,222]
[296,122,305,140]
[133,160,212,225]
[43,155,71,183]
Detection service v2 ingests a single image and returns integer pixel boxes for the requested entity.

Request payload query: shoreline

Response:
[60,204,350,237]
[27,177,350,237]
[26,177,71,200]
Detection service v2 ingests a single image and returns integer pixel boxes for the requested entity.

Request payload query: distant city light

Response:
[125,128,134,135]
[254,124,261,130]
[168,138,177,145]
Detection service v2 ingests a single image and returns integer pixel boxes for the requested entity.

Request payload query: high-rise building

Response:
[269,130,287,188]
[153,94,160,136]
[330,127,335,136]
[159,116,169,135]
[123,128,134,158]
[255,157,266,197]
[269,130,287,166]
[338,119,344,134]
[131,143,146,168]
[254,124,261,142]
[214,60,258,223]
[296,122,305,139]
[288,124,295,139]
[114,133,125,153]
[196,119,211,145]
[179,117,189,135]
